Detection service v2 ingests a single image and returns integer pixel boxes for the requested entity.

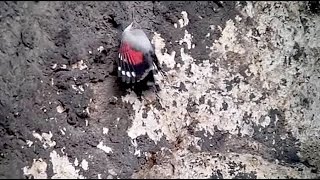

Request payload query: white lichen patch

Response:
[124,1,320,178]
[103,127,109,135]
[250,1,320,168]
[97,141,113,154]
[78,85,85,92]
[178,11,189,28]
[107,175,113,179]
[235,15,242,22]
[50,150,85,179]
[26,140,33,147]
[97,46,104,53]
[152,32,176,69]
[132,151,318,179]
[131,139,141,157]
[243,1,254,18]
[210,19,245,58]
[71,84,86,94]
[74,158,79,167]
[71,84,79,91]
[61,64,67,69]
[81,159,89,171]
[123,93,163,142]
[22,149,86,179]
[56,105,65,113]
[23,158,48,179]
[60,128,66,135]
[125,32,255,145]
[179,30,193,50]
[108,169,117,176]
[260,116,271,128]
[51,63,57,69]
[71,60,88,70]
[32,131,56,149]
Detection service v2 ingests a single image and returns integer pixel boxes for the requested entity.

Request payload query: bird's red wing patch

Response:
[118,42,155,83]
[120,43,144,65]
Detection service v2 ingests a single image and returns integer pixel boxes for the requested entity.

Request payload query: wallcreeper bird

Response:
[117,19,164,94]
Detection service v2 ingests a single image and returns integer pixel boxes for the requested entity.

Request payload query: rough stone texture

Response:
[0,1,320,179]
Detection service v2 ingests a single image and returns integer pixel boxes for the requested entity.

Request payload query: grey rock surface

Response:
[0,1,320,179]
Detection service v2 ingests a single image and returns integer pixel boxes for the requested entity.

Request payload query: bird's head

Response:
[124,20,142,32]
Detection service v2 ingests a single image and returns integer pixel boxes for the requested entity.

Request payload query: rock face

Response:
[0,1,320,179]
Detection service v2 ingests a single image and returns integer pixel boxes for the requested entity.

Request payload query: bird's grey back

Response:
[122,29,153,53]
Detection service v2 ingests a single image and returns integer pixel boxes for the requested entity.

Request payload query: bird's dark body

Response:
[114,21,163,97]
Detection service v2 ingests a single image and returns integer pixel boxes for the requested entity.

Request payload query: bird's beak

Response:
[124,22,134,32]
[128,22,134,28]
